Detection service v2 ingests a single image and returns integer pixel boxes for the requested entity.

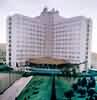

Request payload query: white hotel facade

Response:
[6,8,92,71]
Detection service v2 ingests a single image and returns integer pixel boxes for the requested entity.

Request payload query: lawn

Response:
[17,76,52,100]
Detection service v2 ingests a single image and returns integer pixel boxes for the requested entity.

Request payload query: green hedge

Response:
[17,76,52,100]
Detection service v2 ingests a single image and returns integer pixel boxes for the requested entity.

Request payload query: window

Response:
[8,26,11,30]
[9,22,12,25]
[9,40,11,42]
[9,44,11,47]
[9,62,11,66]
[9,53,11,56]
[9,57,11,60]
[9,36,11,39]
[9,32,11,35]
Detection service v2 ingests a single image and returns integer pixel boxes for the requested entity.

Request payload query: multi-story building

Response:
[6,8,92,71]
[0,43,6,63]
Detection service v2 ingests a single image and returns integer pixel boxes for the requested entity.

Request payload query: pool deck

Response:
[0,76,32,100]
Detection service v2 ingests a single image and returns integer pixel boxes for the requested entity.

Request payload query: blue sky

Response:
[0,0,97,52]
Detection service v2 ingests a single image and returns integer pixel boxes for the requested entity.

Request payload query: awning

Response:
[27,57,66,65]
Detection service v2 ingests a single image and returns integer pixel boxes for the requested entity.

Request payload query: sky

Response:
[0,0,97,52]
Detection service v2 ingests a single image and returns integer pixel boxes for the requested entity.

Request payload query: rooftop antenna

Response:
[42,6,48,14]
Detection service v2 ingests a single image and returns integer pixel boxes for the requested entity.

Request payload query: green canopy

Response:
[0,64,13,71]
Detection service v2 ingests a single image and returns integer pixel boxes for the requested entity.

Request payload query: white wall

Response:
[7,9,92,70]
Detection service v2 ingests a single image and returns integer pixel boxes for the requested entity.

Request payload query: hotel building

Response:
[6,8,92,71]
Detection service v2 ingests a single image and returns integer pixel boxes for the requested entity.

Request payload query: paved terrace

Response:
[0,76,32,100]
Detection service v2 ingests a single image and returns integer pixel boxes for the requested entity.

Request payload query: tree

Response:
[72,68,76,76]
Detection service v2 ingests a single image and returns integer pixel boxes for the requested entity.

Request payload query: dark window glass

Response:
[9,36,11,38]
[9,44,11,47]
[9,57,11,60]
[9,40,11,42]
[9,53,11,56]
[9,62,11,66]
